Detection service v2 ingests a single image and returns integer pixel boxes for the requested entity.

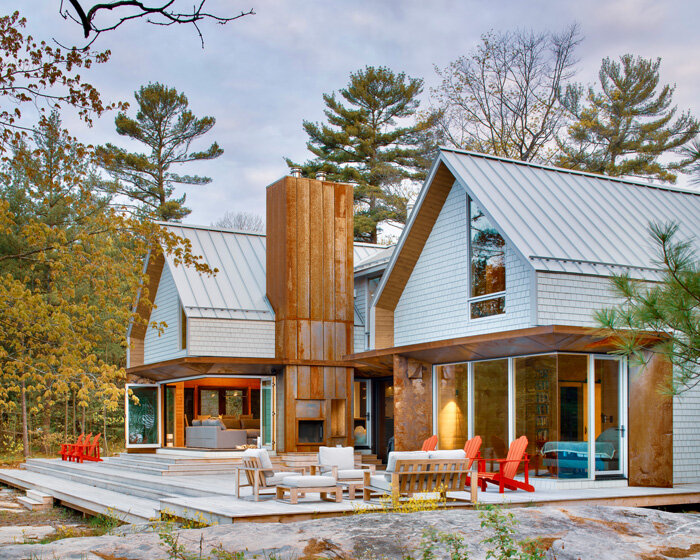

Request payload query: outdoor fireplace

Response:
[297,420,324,444]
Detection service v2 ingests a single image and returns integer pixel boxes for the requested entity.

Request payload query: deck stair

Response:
[0,468,158,522]
[20,459,236,500]
[103,453,245,476]
[17,489,53,511]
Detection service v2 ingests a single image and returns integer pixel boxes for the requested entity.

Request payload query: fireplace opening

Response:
[298,420,324,444]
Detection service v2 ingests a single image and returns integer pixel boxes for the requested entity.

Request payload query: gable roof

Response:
[374,148,700,311]
[441,148,700,279]
[157,224,392,322]
[161,223,272,321]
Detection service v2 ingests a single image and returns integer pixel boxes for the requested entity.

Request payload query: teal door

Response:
[261,377,275,449]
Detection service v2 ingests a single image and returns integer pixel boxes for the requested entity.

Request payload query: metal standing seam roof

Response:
[439,148,700,281]
[161,223,272,321]
[355,245,395,274]
[353,242,390,265]
[158,225,395,321]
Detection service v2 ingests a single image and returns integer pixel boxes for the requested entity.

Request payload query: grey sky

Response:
[19,0,700,225]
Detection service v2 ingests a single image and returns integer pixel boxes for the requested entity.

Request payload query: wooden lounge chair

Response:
[477,435,534,493]
[77,433,102,463]
[60,433,85,461]
[363,455,470,502]
[462,435,482,488]
[235,449,304,501]
[421,435,438,451]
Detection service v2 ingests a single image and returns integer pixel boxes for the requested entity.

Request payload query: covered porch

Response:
[125,357,280,452]
[348,325,673,489]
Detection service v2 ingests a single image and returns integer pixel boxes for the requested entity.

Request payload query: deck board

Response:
[1,458,699,525]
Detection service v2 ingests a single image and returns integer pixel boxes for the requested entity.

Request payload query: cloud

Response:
[15,0,700,220]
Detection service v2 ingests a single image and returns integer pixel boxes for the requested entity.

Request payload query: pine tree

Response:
[287,66,437,243]
[97,83,223,221]
[596,222,699,394]
[558,55,699,182]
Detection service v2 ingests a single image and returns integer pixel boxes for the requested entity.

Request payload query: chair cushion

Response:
[335,469,366,480]
[280,475,337,488]
[386,451,429,472]
[428,450,466,460]
[221,416,241,429]
[241,418,260,429]
[191,419,202,426]
[243,448,274,477]
[367,474,392,491]
[318,446,355,470]
[265,471,301,485]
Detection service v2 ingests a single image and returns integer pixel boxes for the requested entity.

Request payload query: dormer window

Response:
[469,198,505,318]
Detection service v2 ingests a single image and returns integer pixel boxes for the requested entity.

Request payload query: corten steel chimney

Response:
[266,173,354,452]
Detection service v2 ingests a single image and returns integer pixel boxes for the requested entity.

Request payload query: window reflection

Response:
[469,200,505,318]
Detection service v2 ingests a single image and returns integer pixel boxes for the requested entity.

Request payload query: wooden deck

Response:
[0,457,698,525]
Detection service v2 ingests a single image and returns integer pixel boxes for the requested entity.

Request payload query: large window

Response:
[473,360,509,459]
[434,353,626,480]
[469,199,505,318]
[199,388,251,418]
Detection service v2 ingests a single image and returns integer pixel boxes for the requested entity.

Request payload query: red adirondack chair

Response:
[69,433,93,462]
[77,433,102,463]
[421,435,438,451]
[477,435,535,493]
[60,433,87,461]
[463,435,483,488]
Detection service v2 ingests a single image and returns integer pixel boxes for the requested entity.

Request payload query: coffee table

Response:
[275,475,342,504]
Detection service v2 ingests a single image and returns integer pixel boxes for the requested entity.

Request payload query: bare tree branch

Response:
[59,0,255,48]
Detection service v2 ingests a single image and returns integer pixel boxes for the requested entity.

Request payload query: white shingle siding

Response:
[536,272,622,327]
[188,318,275,358]
[393,183,533,346]
[354,276,368,353]
[144,263,186,365]
[674,382,700,484]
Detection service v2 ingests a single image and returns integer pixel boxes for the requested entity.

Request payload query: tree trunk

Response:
[81,405,86,435]
[20,379,29,458]
[103,402,109,457]
[72,391,76,437]
[65,396,69,439]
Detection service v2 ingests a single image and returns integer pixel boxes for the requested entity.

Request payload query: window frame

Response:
[467,196,506,320]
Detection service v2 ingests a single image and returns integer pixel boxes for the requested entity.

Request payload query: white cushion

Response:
[280,475,337,488]
[318,446,355,470]
[428,450,466,460]
[265,471,301,485]
[367,474,392,491]
[386,451,429,473]
[243,448,274,476]
[335,468,366,480]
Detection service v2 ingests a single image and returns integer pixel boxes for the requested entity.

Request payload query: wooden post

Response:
[470,473,479,503]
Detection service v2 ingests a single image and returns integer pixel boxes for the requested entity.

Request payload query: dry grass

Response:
[0,503,84,528]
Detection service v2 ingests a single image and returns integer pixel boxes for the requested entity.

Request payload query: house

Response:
[126,149,700,489]
[355,148,700,488]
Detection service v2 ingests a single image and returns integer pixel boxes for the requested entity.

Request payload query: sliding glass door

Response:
[434,353,627,480]
[593,358,624,476]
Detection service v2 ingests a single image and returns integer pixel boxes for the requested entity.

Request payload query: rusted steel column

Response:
[628,352,673,487]
[394,355,433,451]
